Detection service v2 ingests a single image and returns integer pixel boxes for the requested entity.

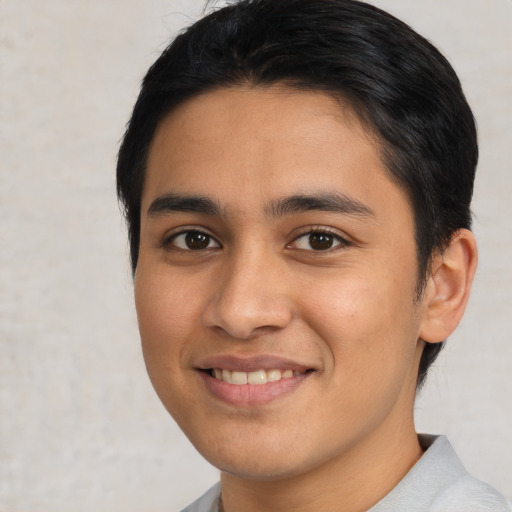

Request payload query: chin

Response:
[192,430,327,482]
[214,455,307,482]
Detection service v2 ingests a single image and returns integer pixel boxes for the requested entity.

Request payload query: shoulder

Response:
[423,435,511,512]
[370,435,511,512]
[431,474,512,512]
[180,482,221,512]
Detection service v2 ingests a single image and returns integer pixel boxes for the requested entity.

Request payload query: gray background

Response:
[0,1,510,510]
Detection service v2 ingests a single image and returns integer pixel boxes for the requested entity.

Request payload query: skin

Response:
[135,85,477,511]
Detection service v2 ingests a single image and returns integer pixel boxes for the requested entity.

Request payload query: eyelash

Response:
[161,226,350,253]
[162,228,221,252]
[289,227,350,252]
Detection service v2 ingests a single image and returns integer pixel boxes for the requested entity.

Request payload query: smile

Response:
[211,368,306,385]
[198,358,314,406]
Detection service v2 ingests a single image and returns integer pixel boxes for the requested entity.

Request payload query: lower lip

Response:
[198,371,311,406]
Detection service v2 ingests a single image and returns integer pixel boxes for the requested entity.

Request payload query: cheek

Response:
[134,268,200,364]
[134,268,207,421]
[300,272,388,335]
[300,267,419,377]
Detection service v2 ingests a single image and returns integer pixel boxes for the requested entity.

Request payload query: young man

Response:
[117,0,510,510]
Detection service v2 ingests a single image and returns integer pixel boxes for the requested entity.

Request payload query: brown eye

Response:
[185,231,210,250]
[308,232,335,250]
[291,230,347,251]
[170,230,220,251]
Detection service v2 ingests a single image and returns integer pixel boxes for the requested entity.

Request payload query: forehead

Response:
[143,85,410,220]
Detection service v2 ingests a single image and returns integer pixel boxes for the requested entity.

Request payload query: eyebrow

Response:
[147,191,374,220]
[147,193,222,217]
[265,192,374,218]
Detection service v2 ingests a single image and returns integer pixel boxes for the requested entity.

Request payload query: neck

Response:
[220,413,423,512]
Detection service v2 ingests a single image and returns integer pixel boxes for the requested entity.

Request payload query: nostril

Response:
[201,282,294,340]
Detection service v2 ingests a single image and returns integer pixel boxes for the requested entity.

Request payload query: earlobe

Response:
[419,229,478,344]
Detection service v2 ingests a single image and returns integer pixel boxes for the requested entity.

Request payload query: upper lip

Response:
[196,354,315,373]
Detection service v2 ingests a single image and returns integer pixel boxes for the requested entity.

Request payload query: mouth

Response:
[196,356,316,406]
[208,367,309,385]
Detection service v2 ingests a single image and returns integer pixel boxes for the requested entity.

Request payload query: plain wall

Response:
[0,1,510,510]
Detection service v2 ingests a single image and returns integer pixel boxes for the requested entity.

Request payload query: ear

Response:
[419,229,478,344]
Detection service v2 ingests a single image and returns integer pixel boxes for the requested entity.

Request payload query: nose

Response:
[201,250,294,340]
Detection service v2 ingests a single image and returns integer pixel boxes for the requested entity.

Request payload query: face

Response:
[135,86,427,481]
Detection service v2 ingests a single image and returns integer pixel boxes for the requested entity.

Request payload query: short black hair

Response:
[117,0,478,388]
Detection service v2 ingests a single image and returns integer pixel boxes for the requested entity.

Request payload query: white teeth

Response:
[266,369,282,382]
[231,371,248,385]
[247,369,267,385]
[212,368,305,385]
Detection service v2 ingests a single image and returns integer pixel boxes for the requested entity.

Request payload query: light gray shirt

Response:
[181,435,511,511]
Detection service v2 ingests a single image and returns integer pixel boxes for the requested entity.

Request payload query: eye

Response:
[168,230,221,251]
[291,230,348,251]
